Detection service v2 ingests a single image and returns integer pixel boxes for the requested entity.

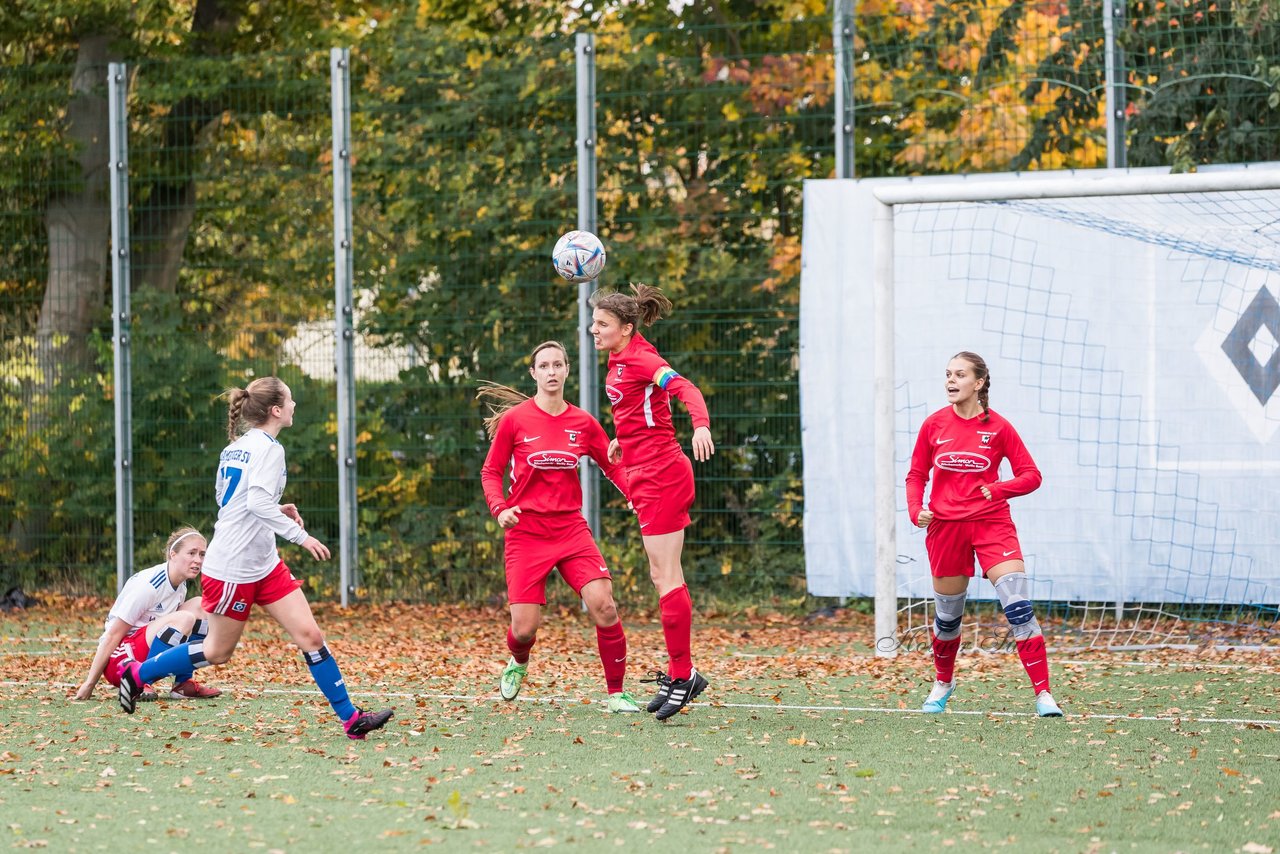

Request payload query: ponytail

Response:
[226,388,248,441]
[590,283,673,332]
[224,377,287,440]
[631,283,672,328]
[476,382,529,440]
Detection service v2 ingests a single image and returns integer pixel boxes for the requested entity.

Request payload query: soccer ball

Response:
[551,230,606,283]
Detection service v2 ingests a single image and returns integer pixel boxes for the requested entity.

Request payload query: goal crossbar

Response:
[872,167,1280,206]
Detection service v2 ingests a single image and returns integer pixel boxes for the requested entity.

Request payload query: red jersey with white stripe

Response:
[604,331,710,466]
[905,406,1042,525]
[481,399,630,516]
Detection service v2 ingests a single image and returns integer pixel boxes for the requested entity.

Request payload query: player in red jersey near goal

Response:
[906,351,1063,717]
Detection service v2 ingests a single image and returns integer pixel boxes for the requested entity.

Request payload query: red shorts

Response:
[201,561,303,622]
[627,450,695,536]
[503,513,611,605]
[105,625,152,687]
[925,516,1024,578]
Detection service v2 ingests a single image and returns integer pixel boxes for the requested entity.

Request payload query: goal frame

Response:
[870,167,1280,657]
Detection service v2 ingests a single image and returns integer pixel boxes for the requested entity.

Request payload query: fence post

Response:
[108,62,133,593]
[576,33,600,538]
[1104,0,1127,169]
[833,0,855,178]
[331,47,358,606]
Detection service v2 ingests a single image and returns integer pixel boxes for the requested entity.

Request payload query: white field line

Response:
[9,637,1278,654]
[728,651,1271,670]
[5,680,1278,728]
[4,642,1274,671]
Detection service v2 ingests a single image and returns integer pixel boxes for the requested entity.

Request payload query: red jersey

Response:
[905,406,1042,525]
[604,331,710,466]
[481,398,629,517]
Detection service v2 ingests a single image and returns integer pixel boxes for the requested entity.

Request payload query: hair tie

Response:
[169,530,203,555]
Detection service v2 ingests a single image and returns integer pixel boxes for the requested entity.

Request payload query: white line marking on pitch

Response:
[4,648,1265,670]
[729,652,1268,670]
[7,681,1276,728]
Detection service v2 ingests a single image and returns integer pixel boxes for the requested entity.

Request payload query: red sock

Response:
[596,621,627,694]
[507,627,535,664]
[932,632,962,684]
[1015,634,1051,695]
[658,585,693,681]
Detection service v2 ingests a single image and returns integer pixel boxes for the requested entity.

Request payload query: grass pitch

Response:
[2,603,1276,852]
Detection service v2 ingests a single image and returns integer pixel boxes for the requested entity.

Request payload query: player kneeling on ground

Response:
[74,526,222,703]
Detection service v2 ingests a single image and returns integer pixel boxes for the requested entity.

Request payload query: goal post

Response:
[800,166,1280,657]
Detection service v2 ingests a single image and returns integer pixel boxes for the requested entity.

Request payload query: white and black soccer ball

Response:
[551,230,606,283]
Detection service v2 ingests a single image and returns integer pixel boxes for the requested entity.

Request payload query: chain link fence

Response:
[3,7,1277,600]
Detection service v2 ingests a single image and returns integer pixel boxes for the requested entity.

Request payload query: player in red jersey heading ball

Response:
[479,340,642,713]
[590,284,713,722]
[906,351,1063,717]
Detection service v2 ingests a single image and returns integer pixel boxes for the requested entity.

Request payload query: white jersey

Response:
[103,562,187,636]
[203,428,308,584]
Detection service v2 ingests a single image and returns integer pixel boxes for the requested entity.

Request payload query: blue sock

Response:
[147,626,184,661]
[303,645,357,722]
[146,626,193,684]
[138,641,208,684]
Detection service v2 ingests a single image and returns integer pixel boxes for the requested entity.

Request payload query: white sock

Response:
[926,680,954,702]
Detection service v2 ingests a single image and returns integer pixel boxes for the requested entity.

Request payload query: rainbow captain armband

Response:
[653,366,681,389]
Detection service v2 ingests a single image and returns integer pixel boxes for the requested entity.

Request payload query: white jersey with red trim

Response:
[202,428,308,584]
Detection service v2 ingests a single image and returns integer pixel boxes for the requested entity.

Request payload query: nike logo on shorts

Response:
[1002,549,1016,556]
[599,566,608,573]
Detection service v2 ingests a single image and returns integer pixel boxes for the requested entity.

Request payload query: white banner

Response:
[800,173,1280,603]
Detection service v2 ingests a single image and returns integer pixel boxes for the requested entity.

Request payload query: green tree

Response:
[0,0,359,586]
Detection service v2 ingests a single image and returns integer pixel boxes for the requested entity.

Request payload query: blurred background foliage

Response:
[1,0,1276,602]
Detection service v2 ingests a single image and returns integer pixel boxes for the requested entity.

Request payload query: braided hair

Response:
[225,377,288,441]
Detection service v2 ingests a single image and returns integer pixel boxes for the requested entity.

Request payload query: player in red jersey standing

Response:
[906,351,1063,717]
[479,340,642,713]
[590,284,713,722]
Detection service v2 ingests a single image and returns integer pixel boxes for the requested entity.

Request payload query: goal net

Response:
[800,167,1280,653]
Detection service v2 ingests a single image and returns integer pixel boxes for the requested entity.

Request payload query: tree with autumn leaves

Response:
[1,0,1276,597]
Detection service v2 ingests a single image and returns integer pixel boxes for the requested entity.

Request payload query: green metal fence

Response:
[1,58,117,592]
[2,7,1277,600]
[126,51,340,593]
